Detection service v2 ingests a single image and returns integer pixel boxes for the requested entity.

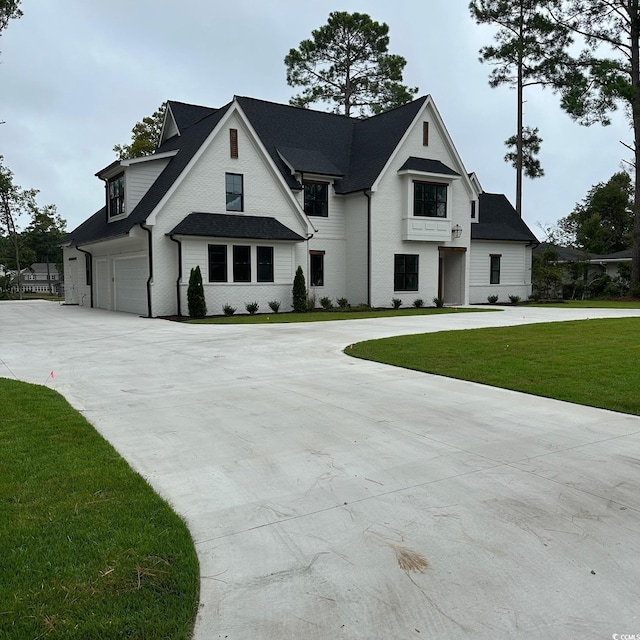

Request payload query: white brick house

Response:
[63,95,538,316]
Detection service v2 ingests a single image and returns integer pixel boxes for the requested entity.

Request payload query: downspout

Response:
[75,246,93,308]
[363,189,372,307]
[169,234,182,317]
[140,223,153,318]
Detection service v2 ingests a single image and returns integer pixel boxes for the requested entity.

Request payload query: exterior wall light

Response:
[452,224,462,239]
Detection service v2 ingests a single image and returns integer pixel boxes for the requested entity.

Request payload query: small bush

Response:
[223,304,236,316]
[320,296,333,310]
[337,297,349,309]
[487,294,499,304]
[292,266,307,312]
[245,301,259,315]
[392,297,402,309]
[307,293,317,311]
[268,300,280,313]
[413,298,424,308]
[432,297,444,308]
[508,295,521,304]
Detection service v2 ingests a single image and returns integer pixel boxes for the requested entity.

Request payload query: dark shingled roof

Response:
[398,157,460,176]
[167,100,217,134]
[472,193,538,243]
[65,95,434,246]
[169,212,305,241]
[277,146,344,177]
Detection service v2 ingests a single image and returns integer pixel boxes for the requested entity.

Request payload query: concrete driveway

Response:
[2,301,640,639]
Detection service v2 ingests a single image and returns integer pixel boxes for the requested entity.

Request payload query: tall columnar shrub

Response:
[292,265,307,312]
[187,266,207,318]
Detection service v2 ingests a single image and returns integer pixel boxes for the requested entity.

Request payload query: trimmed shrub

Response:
[320,296,333,310]
[392,297,402,309]
[508,294,521,304]
[337,297,349,309]
[223,304,236,316]
[268,300,280,313]
[292,266,307,312]
[187,266,207,318]
[432,297,444,308]
[413,298,424,308]
[245,301,259,315]
[487,294,499,304]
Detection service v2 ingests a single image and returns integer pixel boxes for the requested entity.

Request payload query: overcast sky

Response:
[0,0,631,238]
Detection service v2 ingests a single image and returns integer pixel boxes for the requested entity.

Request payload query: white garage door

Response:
[114,256,148,315]
[95,258,109,309]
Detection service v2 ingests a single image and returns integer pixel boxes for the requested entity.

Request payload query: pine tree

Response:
[187,266,207,319]
[292,266,307,312]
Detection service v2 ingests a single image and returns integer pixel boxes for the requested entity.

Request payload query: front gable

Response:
[147,100,312,238]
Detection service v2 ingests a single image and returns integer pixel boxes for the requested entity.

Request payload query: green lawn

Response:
[530,299,640,308]
[0,379,199,639]
[347,318,640,415]
[188,306,487,324]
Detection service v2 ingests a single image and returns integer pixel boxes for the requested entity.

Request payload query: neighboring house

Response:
[21,262,61,294]
[589,248,632,278]
[63,95,538,316]
[534,243,632,279]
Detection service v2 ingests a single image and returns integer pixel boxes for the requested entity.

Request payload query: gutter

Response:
[140,223,153,318]
[75,246,93,308]
[168,234,182,317]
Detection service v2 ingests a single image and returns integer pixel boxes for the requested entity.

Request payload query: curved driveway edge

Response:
[2,301,640,639]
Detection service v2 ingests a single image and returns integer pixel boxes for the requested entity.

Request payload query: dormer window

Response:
[414,181,447,218]
[304,181,328,217]
[108,174,125,218]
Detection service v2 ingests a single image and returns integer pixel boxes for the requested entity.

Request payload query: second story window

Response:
[108,174,125,218]
[226,173,243,211]
[304,181,328,217]
[414,182,447,218]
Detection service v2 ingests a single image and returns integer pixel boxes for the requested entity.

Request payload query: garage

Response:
[113,255,148,315]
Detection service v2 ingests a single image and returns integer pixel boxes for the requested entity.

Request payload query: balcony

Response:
[402,216,451,242]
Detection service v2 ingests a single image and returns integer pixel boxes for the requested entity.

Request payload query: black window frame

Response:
[256,246,274,283]
[108,173,125,218]
[394,254,419,291]
[413,181,447,218]
[225,173,244,212]
[233,245,251,282]
[208,244,227,282]
[490,255,501,285]
[310,251,324,286]
[304,181,329,217]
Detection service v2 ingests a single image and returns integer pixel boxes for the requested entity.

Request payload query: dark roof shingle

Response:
[472,193,539,243]
[169,212,305,241]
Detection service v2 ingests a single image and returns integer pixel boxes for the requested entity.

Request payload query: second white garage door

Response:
[114,256,148,315]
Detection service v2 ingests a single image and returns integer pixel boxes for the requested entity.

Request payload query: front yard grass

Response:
[347,318,640,415]
[0,379,199,639]
[529,299,640,308]
[188,306,487,324]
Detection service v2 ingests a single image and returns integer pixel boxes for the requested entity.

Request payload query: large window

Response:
[394,254,419,291]
[233,245,251,282]
[304,182,328,217]
[490,255,501,284]
[414,182,447,218]
[226,173,243,211]
[310,251,324,286]
[208,245,227,282]
[257,246,274,282]
[108,174,125,217]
